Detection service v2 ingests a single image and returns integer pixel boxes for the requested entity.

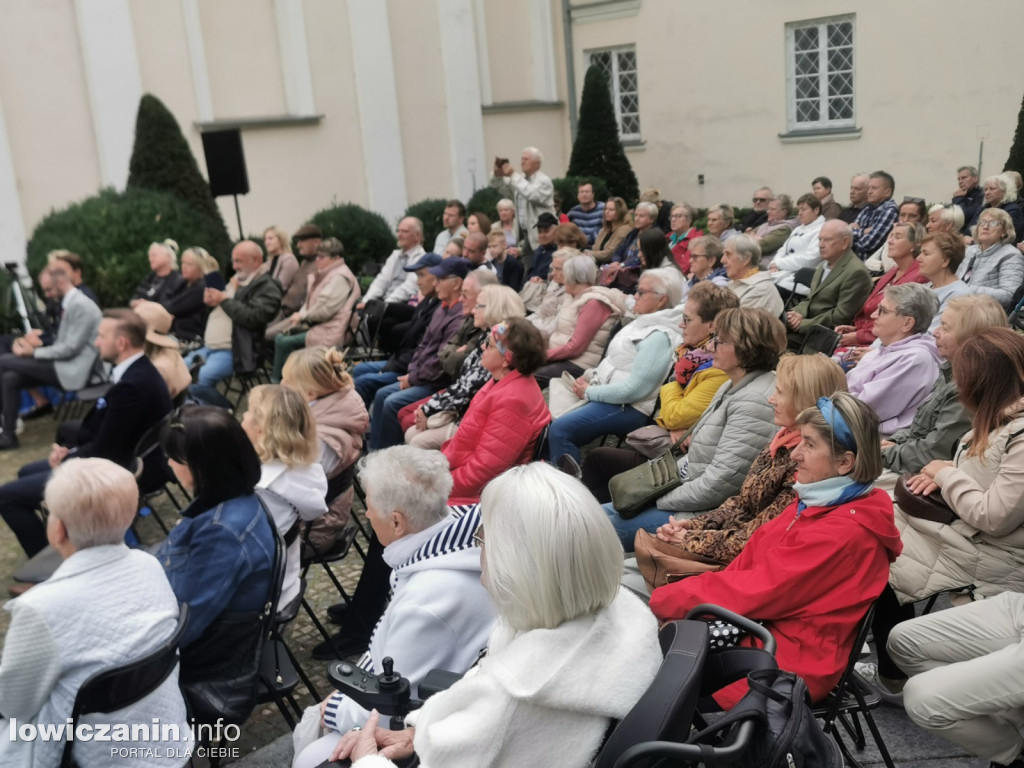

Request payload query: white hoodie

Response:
[257,461,328,609]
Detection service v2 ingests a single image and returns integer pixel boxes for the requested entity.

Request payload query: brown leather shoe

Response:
[8,581,36,598]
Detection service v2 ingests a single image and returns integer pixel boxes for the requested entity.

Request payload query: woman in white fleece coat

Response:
[242,385,328,609]
[328,462,663,768]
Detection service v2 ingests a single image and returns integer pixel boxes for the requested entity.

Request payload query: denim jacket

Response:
[157,493,275,648]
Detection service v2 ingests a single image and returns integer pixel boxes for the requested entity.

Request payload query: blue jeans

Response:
[602,501,672,553]
[185,347,234,387]
[352,361,398,408]
[548,402,650,464]
[369,382,436,451]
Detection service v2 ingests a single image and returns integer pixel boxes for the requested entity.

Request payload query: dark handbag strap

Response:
[667,424,695,457]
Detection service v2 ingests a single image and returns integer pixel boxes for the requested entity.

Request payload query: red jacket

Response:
[441,371,550,504]
[649,488,902,708]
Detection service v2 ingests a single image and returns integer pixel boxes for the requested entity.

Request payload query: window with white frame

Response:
[785,16,855,132]
[588,47,641,141]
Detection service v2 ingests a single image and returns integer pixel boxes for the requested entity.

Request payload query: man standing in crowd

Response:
[839,173,870,224]
[490,147,556,259]
[432,201,468,255]
[567,182,605,247]
[851,171,899,259]
[952,165,983,234]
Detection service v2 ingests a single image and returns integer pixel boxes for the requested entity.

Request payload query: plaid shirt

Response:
[852,198,898,258]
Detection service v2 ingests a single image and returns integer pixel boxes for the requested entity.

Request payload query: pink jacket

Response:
[301,260,361,348]
[311,386,369,477]
[442,371,550,504]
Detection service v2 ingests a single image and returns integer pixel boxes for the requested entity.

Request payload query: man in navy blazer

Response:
[0,309,172,560]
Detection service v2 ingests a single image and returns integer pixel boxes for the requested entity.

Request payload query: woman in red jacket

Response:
[649,392,902,708]
[442,318,549,504]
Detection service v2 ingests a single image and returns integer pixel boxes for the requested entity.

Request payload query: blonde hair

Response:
[282,345,353,398]
[148,238,180,269]
[246,385,318,467]
[943,293,1008,342]
[477,284,526,327]
[45,458,138,549]
[776,354,847,416]
[181,247,219,276]
[263,225,293,254]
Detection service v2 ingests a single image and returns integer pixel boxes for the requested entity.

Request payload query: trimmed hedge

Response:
[28,187,233,308]
[404,198,448,253]
[466,187,502,227]
[308,203,397,275]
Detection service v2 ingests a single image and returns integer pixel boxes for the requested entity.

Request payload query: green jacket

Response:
[791,249,873,333]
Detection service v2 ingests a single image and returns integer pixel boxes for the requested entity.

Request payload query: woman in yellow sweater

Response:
[656,281,739,435]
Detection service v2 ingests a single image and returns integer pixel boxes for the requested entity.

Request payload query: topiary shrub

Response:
[28,187,233,308]
[308,203,397,275]
[466,187,502,226]
[552,176,611,214]
[1005,87,1024,180]
[567,66,639,205]
[404,198,448,253]
[126,94,232,261]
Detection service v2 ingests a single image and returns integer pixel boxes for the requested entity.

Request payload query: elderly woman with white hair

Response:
[846,283,941,436]
[0,459,191,767]
[721,234,784,317]
[958,206,1024,309]
[491,197,520,259]
[967,173,1024,244]
[526,247,574,336]
[926,203,966,236]
[603,200,658,290]
[705,204,739,243]
[549,268,684,463]
[534,254,628,387]
[130,238,186,308]
[329,462,662,768]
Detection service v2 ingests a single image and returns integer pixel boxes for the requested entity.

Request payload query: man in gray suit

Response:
[0,264,101,449]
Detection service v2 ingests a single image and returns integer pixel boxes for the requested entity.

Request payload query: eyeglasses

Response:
[978,220,1003,230]
[875,305,902,317]
[903,196,926,205]
[634,288,663,298]
[709,333,733,347]
[474,303,487,310]
[752,197,770,203]
[472,524,485,547]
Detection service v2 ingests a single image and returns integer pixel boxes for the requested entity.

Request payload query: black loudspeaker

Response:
[201,129,249,197]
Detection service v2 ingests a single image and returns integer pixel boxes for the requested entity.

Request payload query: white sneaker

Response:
[15,417,24,436]
[855,661,905,706]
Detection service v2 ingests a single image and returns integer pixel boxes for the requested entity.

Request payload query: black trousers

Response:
[581,446,646,504]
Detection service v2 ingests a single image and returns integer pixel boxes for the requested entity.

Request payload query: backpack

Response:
[689,668,842,767]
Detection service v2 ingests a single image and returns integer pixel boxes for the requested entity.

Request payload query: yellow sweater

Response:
[655,367,729,430]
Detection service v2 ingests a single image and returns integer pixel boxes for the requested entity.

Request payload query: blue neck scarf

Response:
[792,474,873,517]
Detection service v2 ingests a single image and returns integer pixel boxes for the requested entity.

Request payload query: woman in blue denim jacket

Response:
[155,406,275,648]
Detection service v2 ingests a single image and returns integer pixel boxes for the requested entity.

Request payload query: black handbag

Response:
[894,474,957,525]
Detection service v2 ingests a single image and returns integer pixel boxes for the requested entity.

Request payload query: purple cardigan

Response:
[407,302,466,387]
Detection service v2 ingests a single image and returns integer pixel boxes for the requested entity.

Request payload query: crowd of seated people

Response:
[10,154,1024,768]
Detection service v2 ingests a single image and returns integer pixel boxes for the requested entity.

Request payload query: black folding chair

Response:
[61,604,189,768]
[799,324,841,356]
[812,604,896,768]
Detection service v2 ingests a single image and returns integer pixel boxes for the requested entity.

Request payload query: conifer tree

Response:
[1004,87,1024,181]
[126,94,231,258]
[567,66,639,204]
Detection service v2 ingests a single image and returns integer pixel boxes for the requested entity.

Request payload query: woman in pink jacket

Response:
[442,318,549,504]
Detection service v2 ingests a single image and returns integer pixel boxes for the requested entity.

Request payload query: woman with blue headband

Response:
[648,392,902,709]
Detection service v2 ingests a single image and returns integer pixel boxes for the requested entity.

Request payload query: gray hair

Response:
[957,165,979,178]
[756,186,774,197]
[885,283,939,334]
[707,204,734,225]
[999,172,1019,203]
[562,253,599,286]
[824,220,854,247]
[727,233,761,267]
[929,203,965,231]
[149,238,180,270]
[479,462,623,631]
[358,446,452,533]
[45,458,139,550]
[639,267,684,307]
[523,146,543,163]
[467,266,498,289]
[634,201,659,220]
[478,284,526,327]
[983,174,1011,202]
[496,198,515,211]
[670,203,697,223]
[552,247,579,265]
[972,206,1016,244]
[401,216,424,238]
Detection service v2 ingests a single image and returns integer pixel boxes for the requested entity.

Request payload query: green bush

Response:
[466,187,502,226]
[308,203,397,275]
[126,94,232,261]
[404,198,448,253]
[1005,87,1024,179]
[552,176,611,214]
[28,187,233,307]
[567,66,639,205]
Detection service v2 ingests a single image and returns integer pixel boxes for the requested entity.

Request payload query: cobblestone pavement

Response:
[0,413,366,766]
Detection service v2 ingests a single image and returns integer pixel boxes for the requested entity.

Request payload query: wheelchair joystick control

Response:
[380,657,400,690]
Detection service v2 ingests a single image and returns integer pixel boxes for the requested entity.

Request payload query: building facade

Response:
[1,0,1021,262]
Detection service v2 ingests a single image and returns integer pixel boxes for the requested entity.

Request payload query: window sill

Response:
[623,139,645,151]
[481,100,563,114]
[570,0,642,24]
[195,114,323,132]
[778,127,861,144]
